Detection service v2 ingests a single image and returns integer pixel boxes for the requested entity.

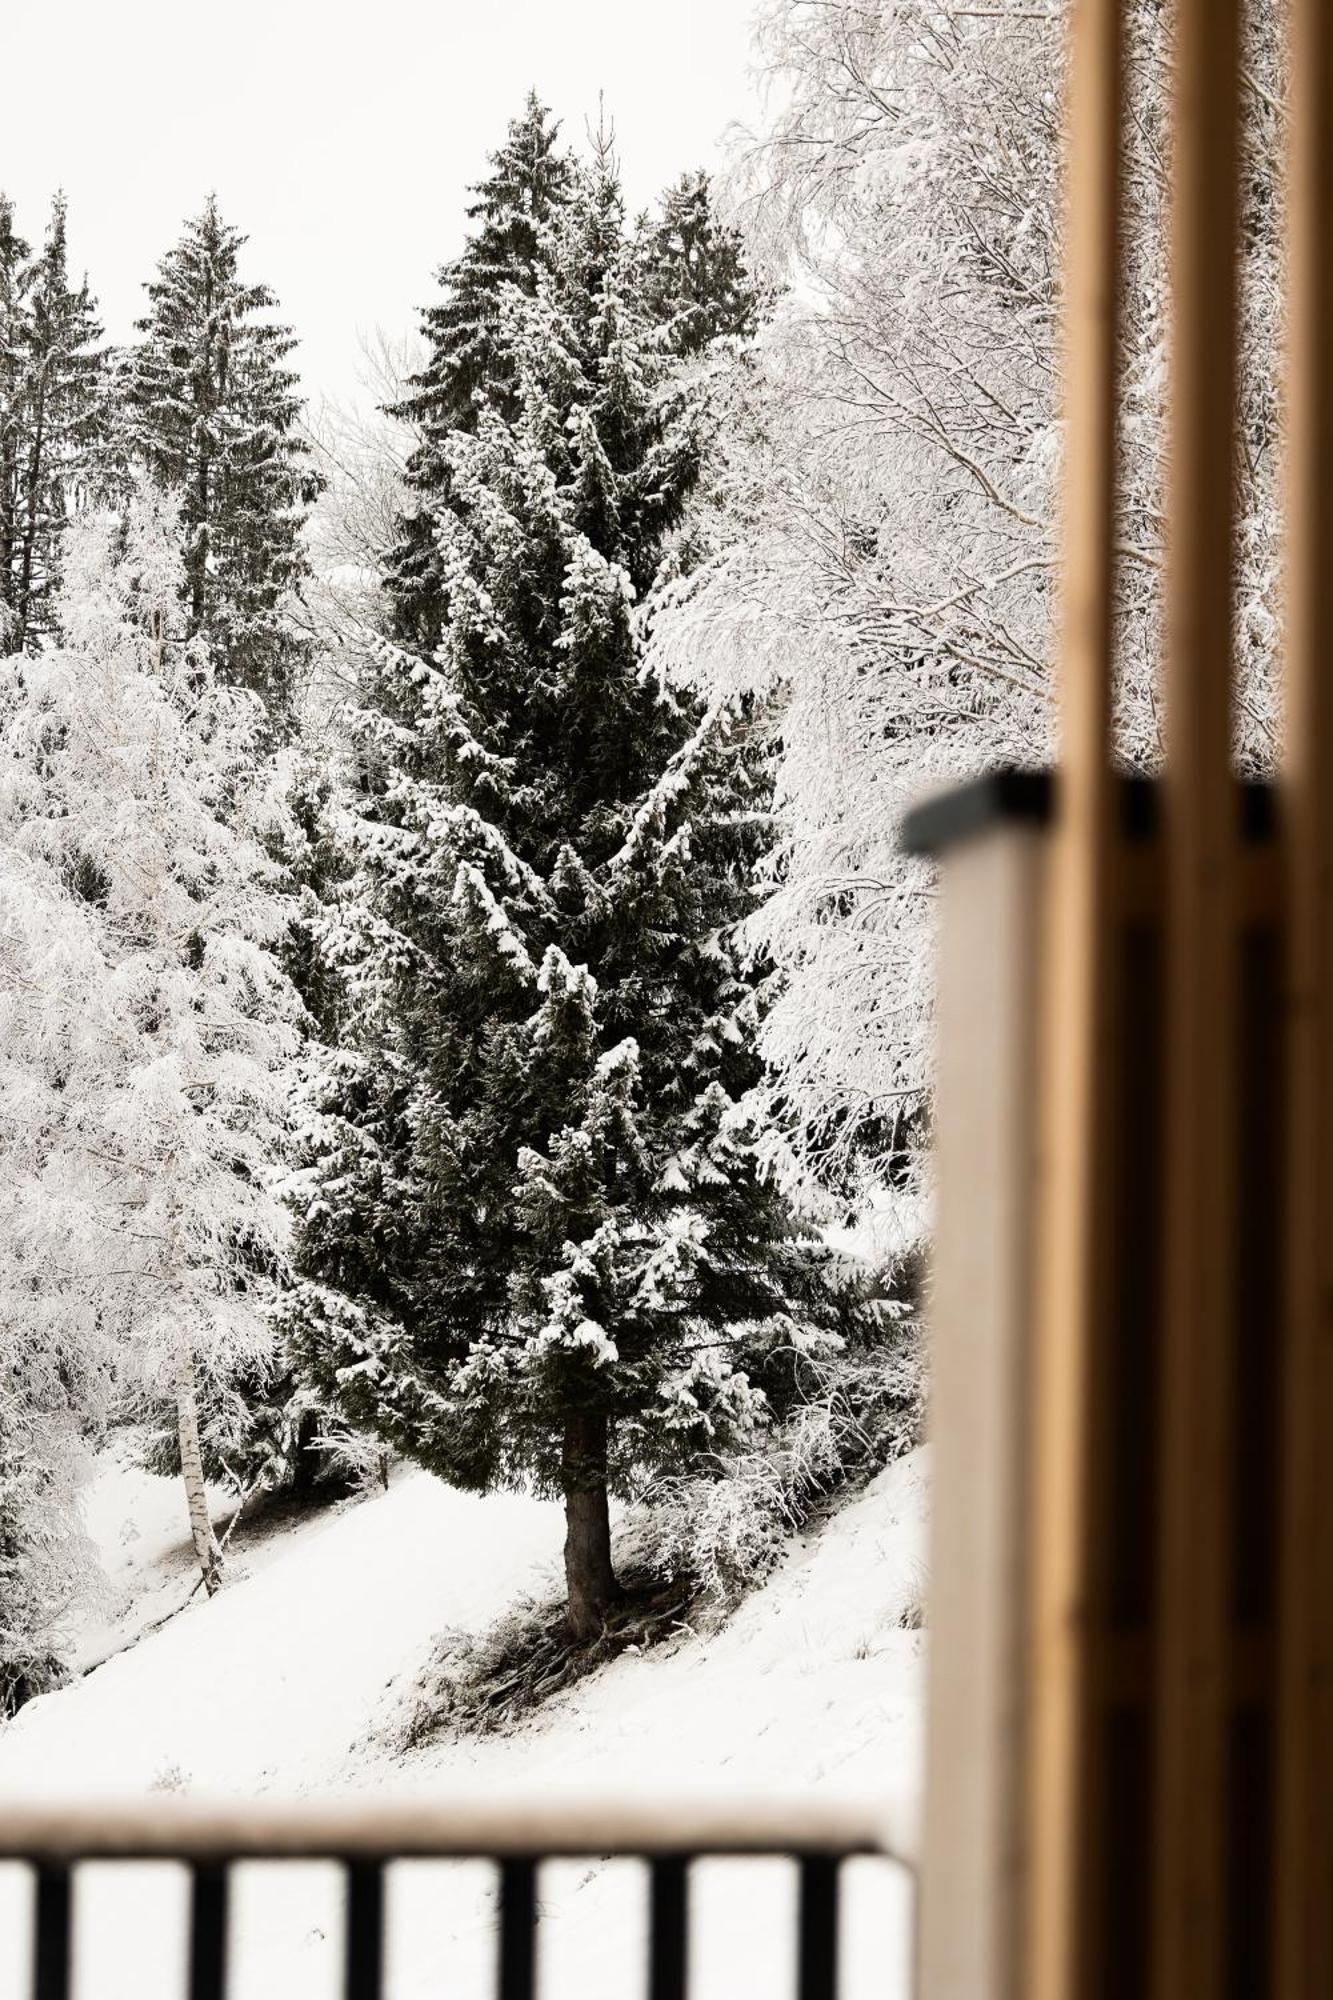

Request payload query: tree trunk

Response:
[561,1411,619,1641]
[16,390,45,650]
[289,1407,326,1497]
[0,433,17,637]
[175,1342,223,1597]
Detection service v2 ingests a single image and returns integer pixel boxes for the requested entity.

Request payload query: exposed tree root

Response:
[394,1560,698,1749]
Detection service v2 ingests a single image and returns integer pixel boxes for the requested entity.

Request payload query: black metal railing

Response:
[1,1799,914,2000]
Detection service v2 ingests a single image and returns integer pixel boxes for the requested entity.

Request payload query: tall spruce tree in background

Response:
[122,197,320,724]
[0,194,111,652]
[386,91,574,653]
[0,197,30,651]
[293,130,880,1639]
[119,201,342,1495]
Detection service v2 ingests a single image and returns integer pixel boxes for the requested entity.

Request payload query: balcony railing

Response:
[0,1798,914,2000]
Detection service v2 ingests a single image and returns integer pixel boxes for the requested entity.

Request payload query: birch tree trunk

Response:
[175,1341,222,1596]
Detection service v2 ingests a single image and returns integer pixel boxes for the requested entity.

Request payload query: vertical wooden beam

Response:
[1156,0,1243,1990]
[1278,1,1333,1990]
[920,816,1046,2000]
[1026,0,1122,1994]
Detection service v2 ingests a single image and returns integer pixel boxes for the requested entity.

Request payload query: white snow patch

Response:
[1,1470,561,1799]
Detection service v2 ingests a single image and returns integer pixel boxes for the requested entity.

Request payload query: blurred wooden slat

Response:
[1278,0,1333,1990]
[1156,0,1243,1989]
[919,817,1045,2000]
[1025,0,1123,1995]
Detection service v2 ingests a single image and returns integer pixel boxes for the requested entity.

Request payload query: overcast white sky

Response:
[4,0,760,407]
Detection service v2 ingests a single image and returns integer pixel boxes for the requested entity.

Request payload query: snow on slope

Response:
[0,1471,563,1798]
[67,1445,325,1674]
[0,1452,926,1999]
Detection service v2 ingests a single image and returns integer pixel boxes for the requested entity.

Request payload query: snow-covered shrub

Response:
[630,1313,924,1610]
[389,1553,698,1748]
[0,1401,97,1714]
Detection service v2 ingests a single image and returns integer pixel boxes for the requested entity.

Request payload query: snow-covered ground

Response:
[0,1450,926,1998]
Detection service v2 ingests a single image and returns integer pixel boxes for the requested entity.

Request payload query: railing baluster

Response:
[796,1856,838,2000]
[498,1858,536,2000]
[188,1861,229,2000]
[344,1859,384,2000]
[32,1865,71,2000]
[648,1856,688,2000]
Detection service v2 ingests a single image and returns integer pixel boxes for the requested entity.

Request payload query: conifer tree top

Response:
[122,197,320,723]
[0,190,112,652]
[396,92,575,439]
[130,195,302,404]
[385,94,578,650]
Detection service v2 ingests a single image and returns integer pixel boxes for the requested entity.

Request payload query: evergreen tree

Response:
[294,144,880,1638]
[121,195,339,1479]
[0,194,112,652]
[0,486,304,1595]
[0,196,32,651]
[386,91,575,652]
[641,170,759,357]
[122,197,321,724]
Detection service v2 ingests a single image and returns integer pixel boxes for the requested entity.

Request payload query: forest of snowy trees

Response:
[0,0,1285,1706]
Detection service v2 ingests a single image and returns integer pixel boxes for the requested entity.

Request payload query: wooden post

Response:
[1277,0,1333,1990]
[914,5,1333,1996]
[1155,0,1243,1990]
[918,813,1045,2000]
[1025,0,1123,1992]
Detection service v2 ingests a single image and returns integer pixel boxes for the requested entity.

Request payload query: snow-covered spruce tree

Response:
[0,196,31,652]
[386,91,575,653]
[0,193,112,652]
[121,198,321,727]
[118,203,338,1484]
[293,146,886,1640]
[641,169,759,360]
[0,486,303,1595]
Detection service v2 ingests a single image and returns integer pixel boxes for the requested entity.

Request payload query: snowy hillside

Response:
[0,1451,926,1998]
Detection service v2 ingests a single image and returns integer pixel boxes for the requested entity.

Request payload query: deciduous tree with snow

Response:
[0,486,304,1595]
[650,0,1282,1206]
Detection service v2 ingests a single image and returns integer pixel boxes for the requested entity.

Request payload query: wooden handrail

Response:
[0,1795,914,1864]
